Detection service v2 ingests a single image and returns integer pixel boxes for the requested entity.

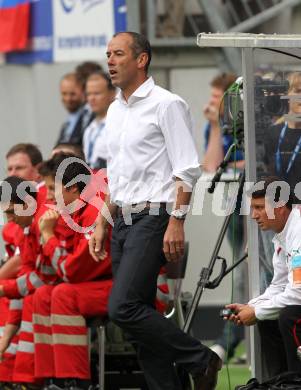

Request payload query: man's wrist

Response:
[0,285,5,297]
[170,206,190,220]
[97,217,109,229]
[169,216,185,225]
[42,231,55,245]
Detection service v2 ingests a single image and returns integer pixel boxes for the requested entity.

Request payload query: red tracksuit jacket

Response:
[40,201,112,283]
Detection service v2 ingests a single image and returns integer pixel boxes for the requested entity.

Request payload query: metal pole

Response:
[242,47,262,380]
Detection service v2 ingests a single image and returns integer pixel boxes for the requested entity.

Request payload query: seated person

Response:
[226,176,301,378]
[0,176,51,387]
[33,153,112,390]
[0,142,46,384]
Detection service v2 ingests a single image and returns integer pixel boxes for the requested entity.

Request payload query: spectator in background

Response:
[202,72,244,172]
[56,73,92,147]
[6,142,43,183]
[75,61,103,90]
[83,72,116,169]
[265,71,301,191]
[202,73,246,364]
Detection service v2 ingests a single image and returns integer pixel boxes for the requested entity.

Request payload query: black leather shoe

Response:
[193,351,222,390]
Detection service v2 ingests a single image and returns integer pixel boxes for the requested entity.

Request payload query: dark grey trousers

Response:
[108,209,213,390]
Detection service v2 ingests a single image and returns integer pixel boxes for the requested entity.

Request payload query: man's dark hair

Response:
[53,143,85,160]
[113,31,152,72]
[75,61,103,89]
[39,153,90,193]
[249,176,295,210]
[6,143,43,166]
[211,73,237,92]
[86,71,116,91]
[0,176,37,205]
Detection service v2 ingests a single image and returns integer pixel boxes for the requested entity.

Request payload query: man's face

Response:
[86,77,115,117]
[106,33,141,90]
[44,175,56,203]
[60,79,84,113]
[289,85,301,115]
[251,197,285,232]
[7,153,40,182]
[54,181,78,211]
[44,174,78,211]
[209,87,224,112]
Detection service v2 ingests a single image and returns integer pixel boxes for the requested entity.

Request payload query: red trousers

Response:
[33,281,112,380]
[0,298,18,382]
[13,294,42,385]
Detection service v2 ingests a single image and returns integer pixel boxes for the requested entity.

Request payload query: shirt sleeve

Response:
[3,270,46,299]
[249,238,301,321]
[159,98,201,188]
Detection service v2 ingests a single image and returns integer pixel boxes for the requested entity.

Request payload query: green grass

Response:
[216,342,251,389]
[216,365,251,390]
[189,340,251,389]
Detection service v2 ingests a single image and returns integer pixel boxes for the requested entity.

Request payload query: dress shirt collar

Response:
[115,77,155,104]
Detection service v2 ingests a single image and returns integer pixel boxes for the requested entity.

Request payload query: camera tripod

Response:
[183,154,247,334]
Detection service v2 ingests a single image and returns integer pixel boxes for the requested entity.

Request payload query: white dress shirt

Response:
[248,208,301,320]
[104,77,201,205]
[83,118,107,167]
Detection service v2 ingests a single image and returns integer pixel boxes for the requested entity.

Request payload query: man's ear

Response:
[137,52,148,70]
[67,184,79,194]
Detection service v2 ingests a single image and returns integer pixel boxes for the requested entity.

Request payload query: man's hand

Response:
[89,223,108,262]
[39,210,59,244]
[203,103,219,125]
[0,337,9,362]
[225,303,257,326]
[163,218,185,262]
[39,210,60,232]
[223,303,245,324]
[237,306,257,326]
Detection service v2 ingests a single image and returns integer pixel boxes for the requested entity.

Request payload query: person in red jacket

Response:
[33,153,112,390]
[0,175,50,387]
[0,143,47,385]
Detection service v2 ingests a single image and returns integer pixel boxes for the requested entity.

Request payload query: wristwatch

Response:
[170,209,188,220]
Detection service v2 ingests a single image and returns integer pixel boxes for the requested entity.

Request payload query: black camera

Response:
[222,76,290,151]
[219,308,235,318]
[254,76,289,117]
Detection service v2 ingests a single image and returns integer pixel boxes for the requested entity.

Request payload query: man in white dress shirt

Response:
[89,32,222,390]
[83,72,116,168]
[226,177,301,378]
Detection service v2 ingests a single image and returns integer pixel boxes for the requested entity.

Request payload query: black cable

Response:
[259,47,301,61]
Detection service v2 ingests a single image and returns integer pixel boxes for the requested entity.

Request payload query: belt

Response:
[116,201,167,216]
